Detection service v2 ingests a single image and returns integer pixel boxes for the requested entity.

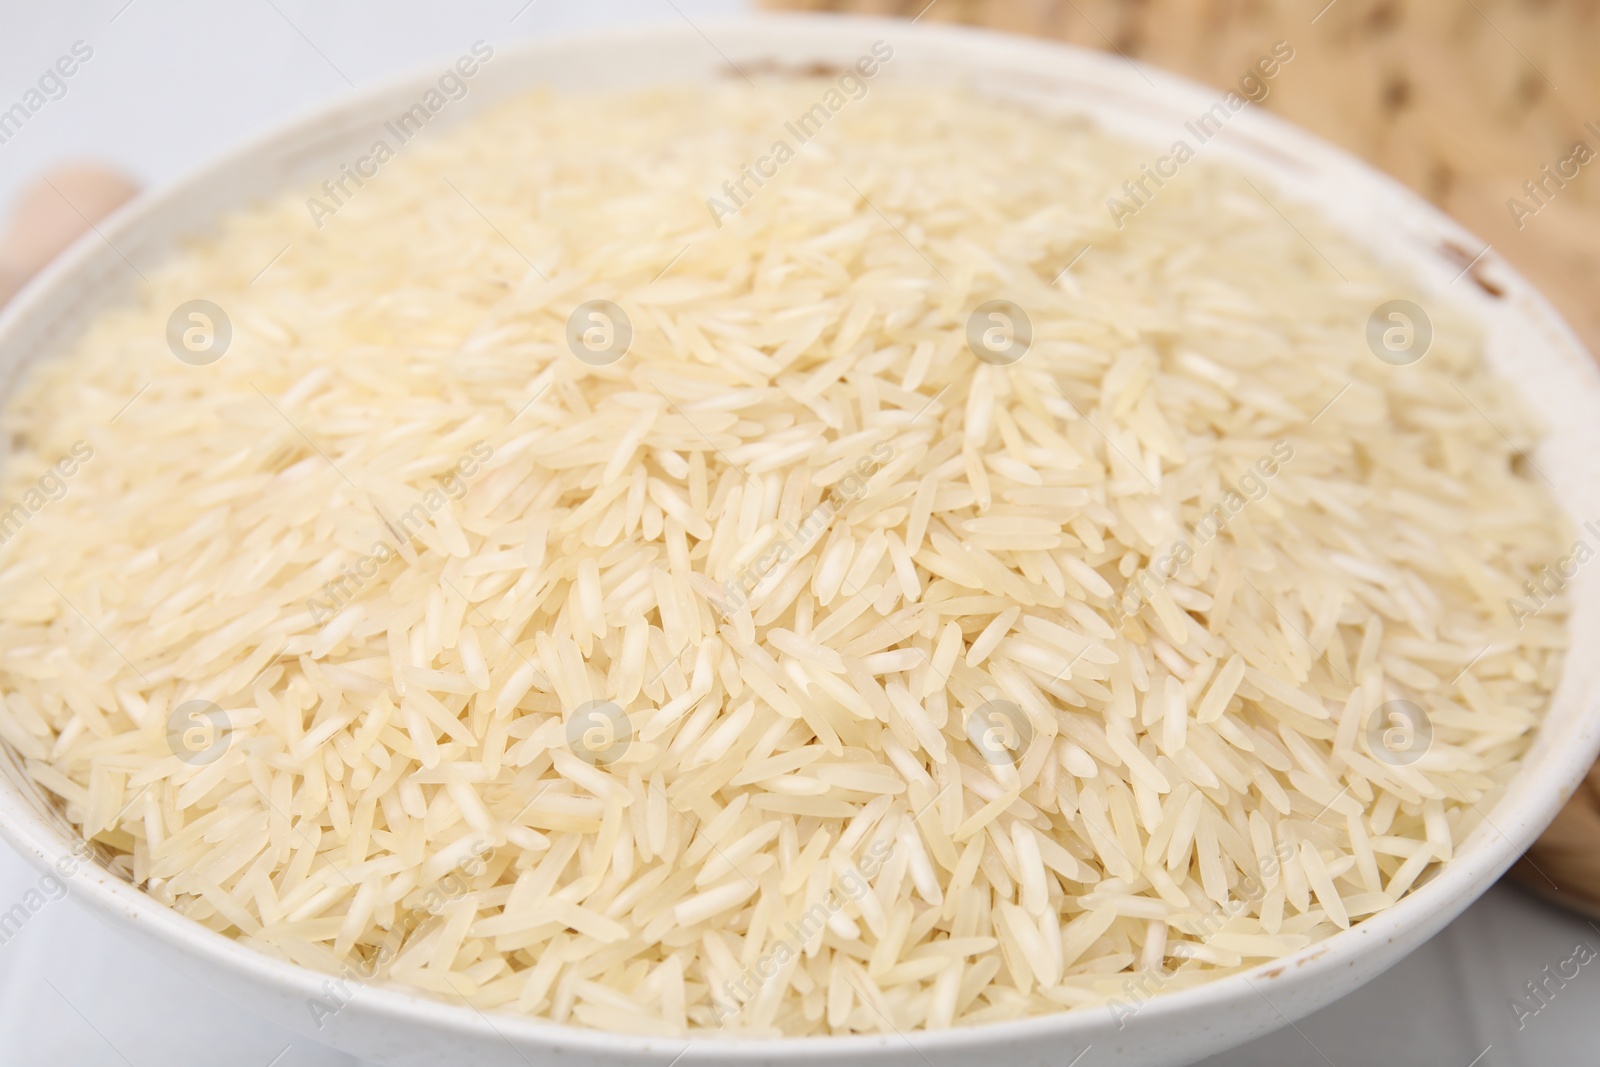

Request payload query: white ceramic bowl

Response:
[2,14,1598,1067]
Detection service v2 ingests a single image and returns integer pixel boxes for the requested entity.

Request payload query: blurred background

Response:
[1,1,1597,1065]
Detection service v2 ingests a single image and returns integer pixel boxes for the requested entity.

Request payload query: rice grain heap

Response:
[0,81,1570,1035]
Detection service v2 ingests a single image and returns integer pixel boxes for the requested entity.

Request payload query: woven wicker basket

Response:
[770,0,1600,914]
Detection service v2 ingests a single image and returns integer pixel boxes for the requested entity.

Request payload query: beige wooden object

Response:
[0,164,138,305]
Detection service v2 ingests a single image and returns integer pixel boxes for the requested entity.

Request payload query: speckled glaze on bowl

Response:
[0,14,1597,1067]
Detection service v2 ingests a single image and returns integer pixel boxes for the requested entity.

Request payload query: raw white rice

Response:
[0,80,1570,1036]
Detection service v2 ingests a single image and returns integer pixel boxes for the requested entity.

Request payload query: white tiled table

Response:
[2,2,1595,1064]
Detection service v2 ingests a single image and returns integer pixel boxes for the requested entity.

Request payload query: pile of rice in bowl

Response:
[0,73,1570,1036]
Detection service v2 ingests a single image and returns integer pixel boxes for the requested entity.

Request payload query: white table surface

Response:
[2,2,1596,1064]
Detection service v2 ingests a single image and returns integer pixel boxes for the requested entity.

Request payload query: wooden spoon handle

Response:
[0,163,139,305]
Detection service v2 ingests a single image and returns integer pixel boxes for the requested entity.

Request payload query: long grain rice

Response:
[0,79,1570,1036]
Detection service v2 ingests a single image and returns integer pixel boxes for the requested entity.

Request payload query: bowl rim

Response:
[1,10,1597,1061]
